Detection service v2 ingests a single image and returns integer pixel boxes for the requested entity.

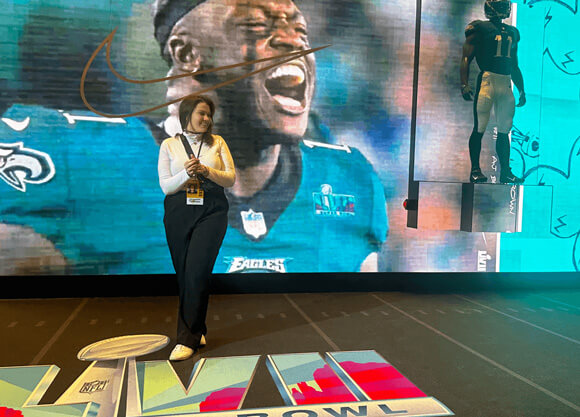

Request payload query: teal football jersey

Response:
[0,104,171,274]
[215,140,388,273]
[1,105,387,274]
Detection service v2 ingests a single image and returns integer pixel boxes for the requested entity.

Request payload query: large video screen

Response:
[1,0,578,275]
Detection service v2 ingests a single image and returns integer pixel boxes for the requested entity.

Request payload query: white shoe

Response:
[169,344,194,361]
[199,335,206,347]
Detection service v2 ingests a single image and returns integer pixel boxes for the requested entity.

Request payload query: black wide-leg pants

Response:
[163,187,228,349]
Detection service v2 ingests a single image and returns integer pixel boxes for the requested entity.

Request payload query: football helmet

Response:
[484,0,511,20]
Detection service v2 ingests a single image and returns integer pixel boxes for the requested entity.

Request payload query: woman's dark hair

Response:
[178,95,215,145]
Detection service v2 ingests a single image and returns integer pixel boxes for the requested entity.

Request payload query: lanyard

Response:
[180,133,204,160]
[194,139,203,159]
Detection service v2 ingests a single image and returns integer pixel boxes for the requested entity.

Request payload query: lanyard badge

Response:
[180,133,205,206]
[186,179,204,205]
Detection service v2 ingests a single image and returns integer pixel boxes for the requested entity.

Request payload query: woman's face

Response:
[187,102,212,132]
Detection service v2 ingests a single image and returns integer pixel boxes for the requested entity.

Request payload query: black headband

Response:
[153,0,208,54]
[153,0,300,58]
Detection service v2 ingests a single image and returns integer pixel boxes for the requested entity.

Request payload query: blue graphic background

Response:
[500,0,580,271]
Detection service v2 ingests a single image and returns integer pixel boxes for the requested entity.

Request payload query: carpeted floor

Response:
[1,290,579,416]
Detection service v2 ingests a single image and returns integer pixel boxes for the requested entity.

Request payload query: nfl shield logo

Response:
[241,209,267,239]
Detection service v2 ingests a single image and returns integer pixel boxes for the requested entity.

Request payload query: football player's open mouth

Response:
[265,63,307,114]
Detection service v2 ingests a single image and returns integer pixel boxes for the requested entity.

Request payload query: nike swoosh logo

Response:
[1,117,31,132]
[81,27,330,119]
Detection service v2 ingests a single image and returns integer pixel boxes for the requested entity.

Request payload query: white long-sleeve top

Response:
[158,134,236,195]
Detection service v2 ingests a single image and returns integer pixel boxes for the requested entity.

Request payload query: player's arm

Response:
[360,252,378,272]
[511,45,526,107]
[360,176,389,272]
[460,33,477,101]
[0,224,67,275]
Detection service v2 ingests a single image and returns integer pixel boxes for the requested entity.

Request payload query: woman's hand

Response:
[184,156,209,177]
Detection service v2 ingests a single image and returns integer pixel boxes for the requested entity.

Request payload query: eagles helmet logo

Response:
[0,142,56,192]
[484,0,512,20]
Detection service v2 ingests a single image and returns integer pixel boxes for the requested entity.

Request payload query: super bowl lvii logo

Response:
[0,335,453,417]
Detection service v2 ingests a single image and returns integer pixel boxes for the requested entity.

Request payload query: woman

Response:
[158,95,236,361]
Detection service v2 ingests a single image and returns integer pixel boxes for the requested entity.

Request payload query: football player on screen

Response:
[152,0,388,273]
[460,0,526,184]
[0,0,388,275]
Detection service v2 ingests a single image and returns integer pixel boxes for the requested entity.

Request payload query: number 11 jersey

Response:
[466,20,520,75]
